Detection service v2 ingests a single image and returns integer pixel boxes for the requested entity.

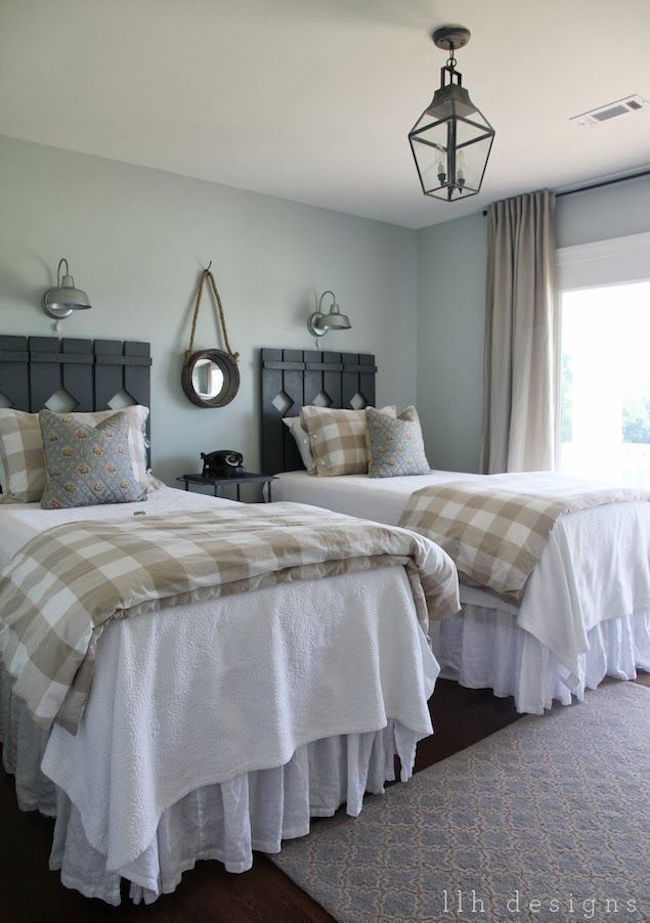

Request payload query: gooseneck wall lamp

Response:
[408,25,495,202]
[307,290,352,339]
[42,258,92,331]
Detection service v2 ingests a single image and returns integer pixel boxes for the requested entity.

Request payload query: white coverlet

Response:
[51,725,413,904]
[0,670,418,905]
[274,470,650,706]
[1,666,422,904]
[41,565,436,874]
[0,487,439,900]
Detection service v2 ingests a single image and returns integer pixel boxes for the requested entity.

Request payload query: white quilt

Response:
[0,487,439,874]
[0,486,240,566]
[274,470,650,686]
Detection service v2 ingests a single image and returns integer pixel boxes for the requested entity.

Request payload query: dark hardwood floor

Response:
[1,674,647,922]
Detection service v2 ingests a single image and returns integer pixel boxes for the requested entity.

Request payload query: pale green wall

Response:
[416,175,650,472]
[0,135,417,484]
[4,134,647,484]
[556,174,650,247]
[416,213,486,473]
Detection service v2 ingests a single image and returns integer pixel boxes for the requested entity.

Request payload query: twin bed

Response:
[0,336,458,905]
[272,470,650,713]
[262,349,650,716]
[0,487,454,904]
[0,338,648,906]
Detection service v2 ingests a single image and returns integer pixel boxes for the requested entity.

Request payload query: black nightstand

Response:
[177,472,277,502]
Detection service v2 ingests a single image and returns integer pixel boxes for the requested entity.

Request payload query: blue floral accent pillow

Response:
[366,405,430,478]
[39,409,147,509]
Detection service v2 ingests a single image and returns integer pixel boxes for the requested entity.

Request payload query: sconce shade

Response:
[42,259,92,320]
[324,306,351,329]
[307,291,352,338]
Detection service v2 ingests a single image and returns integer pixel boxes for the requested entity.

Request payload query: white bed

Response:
[0,486,443,905]
[273,470,650,713]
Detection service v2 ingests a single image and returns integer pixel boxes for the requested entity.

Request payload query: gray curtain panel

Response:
[480,189,557,473]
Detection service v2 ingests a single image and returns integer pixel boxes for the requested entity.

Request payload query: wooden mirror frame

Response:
[182,348,240,408]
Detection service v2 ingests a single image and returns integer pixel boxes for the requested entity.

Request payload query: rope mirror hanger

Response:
[181,263,240,408]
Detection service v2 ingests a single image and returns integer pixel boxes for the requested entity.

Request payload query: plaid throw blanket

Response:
[399,478,649,603]
[0,502,459,732]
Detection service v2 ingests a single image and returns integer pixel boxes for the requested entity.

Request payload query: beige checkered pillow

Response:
[300,405,396,477]
[0,406,157,503]
[0,409,47,502]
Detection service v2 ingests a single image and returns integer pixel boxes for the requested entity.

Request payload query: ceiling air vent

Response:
[570,95,650,128]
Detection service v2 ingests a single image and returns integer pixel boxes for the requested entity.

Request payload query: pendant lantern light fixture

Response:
[409,25,495,202]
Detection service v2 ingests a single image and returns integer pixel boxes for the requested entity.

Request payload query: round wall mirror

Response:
[182,349,240,408]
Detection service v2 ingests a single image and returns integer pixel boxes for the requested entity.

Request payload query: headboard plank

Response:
[283,349,304,418]
[303,350,322,408]
[260,347,377,475]
[323,351,342,409]
[0,336,29,409]
[29,337,62,411]
[94,340,123,410]
[282,349,305,472]
[261,348,285,475]
[63,338,94,411]
[124,341,152,413]
[359,353,377,409]
[341,351,359,409]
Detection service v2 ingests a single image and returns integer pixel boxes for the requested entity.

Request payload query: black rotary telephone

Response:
[201,450,246,479]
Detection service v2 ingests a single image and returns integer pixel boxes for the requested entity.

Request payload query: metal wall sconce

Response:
[42,258,92,331]
[307,290,352,338]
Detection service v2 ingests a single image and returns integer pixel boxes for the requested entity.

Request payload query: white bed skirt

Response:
[0,669,418,906]
[430,606,650,713]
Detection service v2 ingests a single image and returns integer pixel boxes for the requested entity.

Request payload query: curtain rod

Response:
[481,167,650,216]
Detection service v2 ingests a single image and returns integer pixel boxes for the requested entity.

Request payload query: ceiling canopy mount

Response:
[431,25,471,52]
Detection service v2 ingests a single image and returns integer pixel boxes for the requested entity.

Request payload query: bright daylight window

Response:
[559,280,650,488]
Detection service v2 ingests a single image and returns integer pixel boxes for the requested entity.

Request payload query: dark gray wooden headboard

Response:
[260,348,377,474]
[0,336,152,461]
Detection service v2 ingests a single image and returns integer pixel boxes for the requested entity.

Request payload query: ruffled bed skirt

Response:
[430,607,650,713]
[0,668,418,905]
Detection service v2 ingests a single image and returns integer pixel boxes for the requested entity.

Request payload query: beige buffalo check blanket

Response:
[0,502,459,733]
[399,475,650,604]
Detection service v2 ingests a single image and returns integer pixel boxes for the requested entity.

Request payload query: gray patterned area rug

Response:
[270,683,649,923]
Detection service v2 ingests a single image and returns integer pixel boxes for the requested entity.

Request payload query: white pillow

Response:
[282,416,316,473]
[0,405,159,503]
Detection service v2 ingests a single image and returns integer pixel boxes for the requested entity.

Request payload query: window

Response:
[559,279,650,488]
[557,232,650,488]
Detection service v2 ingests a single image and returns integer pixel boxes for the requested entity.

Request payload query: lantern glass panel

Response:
[455,133,493,192]
[410,103,493,198]
[410,118,449,191]
[455,110,490,145]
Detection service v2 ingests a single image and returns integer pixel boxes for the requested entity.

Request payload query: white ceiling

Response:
[1,0,649,228]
